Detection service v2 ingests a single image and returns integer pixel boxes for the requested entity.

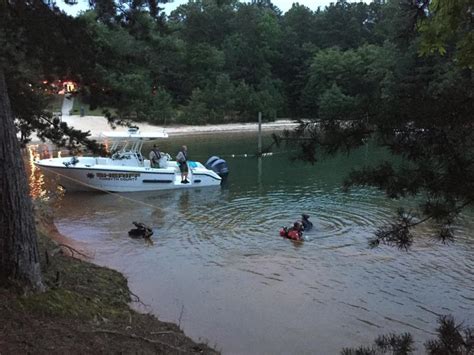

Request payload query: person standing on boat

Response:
[149,144,161,168]
[176,145,189,184]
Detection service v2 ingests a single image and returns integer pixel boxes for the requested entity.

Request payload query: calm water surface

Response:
[29,132,474,354]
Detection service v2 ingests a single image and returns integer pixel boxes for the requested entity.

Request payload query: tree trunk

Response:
[0,69,44,292]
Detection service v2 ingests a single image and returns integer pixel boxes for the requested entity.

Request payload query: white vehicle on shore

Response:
[35,127,223,192]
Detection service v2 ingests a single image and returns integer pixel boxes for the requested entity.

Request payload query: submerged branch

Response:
[57,244,89,259]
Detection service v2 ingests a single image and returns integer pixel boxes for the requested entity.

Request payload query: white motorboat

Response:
[35,127,222,192]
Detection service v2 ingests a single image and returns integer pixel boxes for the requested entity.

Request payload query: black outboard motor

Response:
[205,156,229,180]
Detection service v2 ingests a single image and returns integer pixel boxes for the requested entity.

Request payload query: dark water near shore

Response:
[28,132,474,354]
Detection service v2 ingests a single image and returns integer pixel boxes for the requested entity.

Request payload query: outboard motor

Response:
[205,156,229,179]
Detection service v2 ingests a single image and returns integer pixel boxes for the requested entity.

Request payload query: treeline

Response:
[3,0,472,128]
[61,0,444,124]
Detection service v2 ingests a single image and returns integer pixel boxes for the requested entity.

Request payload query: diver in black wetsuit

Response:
[301,214,313,231]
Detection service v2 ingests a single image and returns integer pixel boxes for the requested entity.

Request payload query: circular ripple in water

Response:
[39,135,474,355]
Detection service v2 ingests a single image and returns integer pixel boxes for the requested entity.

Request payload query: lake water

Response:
[28,132,474,354]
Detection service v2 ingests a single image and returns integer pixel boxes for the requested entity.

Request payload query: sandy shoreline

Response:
[56,115,298,140]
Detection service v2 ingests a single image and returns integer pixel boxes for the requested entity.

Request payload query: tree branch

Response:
[91,329,186,353]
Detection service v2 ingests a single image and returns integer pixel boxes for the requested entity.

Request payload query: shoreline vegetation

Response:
[0,203,219,354]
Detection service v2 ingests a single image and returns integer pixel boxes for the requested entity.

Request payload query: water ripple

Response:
[34,134,474,355]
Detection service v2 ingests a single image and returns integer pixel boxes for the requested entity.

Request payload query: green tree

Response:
[184,43,225,91]
[80,9,177,123]
[276,4,317,117]
[0,0,179,292]
[148,87,174,124]
[283,1,473,248]
[0,70,44,292]
[315,0,378,50]
[89,0,171,24]
[318,84,357,121]
[342,315,473,355]
[180,88,214,124]
[418,0,474,68]
[301,44,396,119]
[224,4,281,86]
[0,0,102,292]
[168,0,237,47]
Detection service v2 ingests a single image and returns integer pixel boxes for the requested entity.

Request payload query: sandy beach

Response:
[59,115,299,140]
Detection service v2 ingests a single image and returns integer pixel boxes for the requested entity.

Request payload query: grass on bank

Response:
[17,233,131,321]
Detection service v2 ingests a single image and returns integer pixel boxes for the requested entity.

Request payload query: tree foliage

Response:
[342,315,474,355]
[277,0,473,248]
[1,1,104,151]
[418,0,474,68]
[5,0,420,127]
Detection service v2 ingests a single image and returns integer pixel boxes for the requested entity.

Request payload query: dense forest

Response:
[3,0,471,126]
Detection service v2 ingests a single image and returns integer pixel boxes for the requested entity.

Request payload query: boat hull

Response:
[35,161,222,192]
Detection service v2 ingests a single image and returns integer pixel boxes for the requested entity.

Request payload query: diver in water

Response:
[280,221,304,241]
[280,215,313,242]
[301,214,313,231]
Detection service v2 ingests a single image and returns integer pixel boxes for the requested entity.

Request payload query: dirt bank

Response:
[0,209,219,354]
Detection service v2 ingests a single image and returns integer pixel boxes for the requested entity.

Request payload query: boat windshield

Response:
[110,140,144,154]
[101,128,168,161]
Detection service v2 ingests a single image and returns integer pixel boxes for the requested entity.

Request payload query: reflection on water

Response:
[27,145,45,199]
[27,144,64,200]
[27,132,474,354]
